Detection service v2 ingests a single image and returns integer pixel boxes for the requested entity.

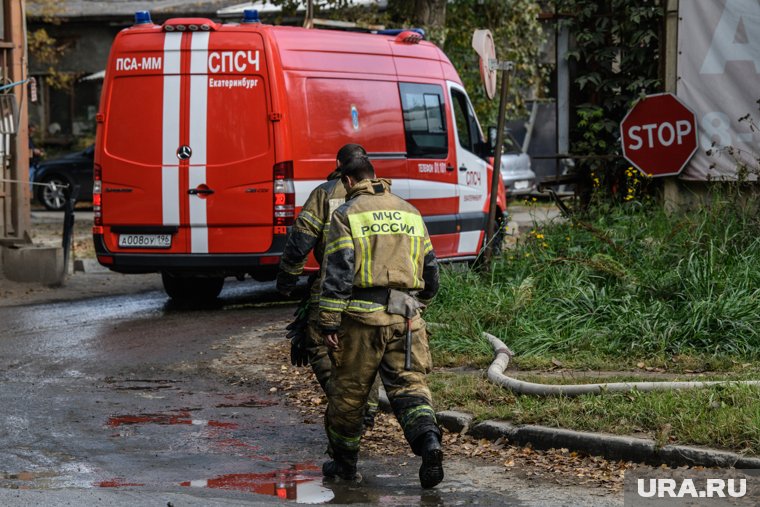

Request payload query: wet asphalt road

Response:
[0,280,620,506]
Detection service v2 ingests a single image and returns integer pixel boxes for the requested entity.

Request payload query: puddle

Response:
[180,465,334,503]
[72,463,448,507]
[107,411,238,429]
[179,465,447,505]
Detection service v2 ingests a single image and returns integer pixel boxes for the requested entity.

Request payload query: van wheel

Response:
[161,273,224,301]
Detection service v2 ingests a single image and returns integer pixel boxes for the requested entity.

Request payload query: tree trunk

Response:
[411,0,447,47]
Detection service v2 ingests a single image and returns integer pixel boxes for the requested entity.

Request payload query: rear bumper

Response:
[93,234,287,274]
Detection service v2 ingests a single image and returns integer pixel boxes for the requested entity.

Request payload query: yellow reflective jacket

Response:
[319,178,439,331]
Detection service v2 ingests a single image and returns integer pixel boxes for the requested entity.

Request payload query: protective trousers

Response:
[325,314,440,460]
[307,322,381,421]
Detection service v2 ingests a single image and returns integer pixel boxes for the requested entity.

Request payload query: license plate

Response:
[514,180,530,190]
[118,234,172,249]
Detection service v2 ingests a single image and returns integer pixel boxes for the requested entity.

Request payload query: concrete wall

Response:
[1,245,64,285]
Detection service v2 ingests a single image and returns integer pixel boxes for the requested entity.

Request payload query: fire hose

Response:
[483,331,760,397]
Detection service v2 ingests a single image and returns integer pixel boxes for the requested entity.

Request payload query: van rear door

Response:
[101,26,274,256]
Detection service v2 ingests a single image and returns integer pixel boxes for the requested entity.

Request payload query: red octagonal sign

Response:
[620,93,698,178]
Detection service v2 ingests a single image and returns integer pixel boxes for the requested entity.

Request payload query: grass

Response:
[427,193,760,367]
[428,371,760,454]
[425,191,760,454]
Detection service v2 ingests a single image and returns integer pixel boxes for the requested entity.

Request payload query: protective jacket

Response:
[319,178,439,332]
[279,177,347,308]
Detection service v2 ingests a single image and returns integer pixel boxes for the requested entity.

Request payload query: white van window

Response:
[451,89,481,154]
[399,83,447,159]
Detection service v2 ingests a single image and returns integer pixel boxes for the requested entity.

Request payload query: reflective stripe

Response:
[348,210,425,238]
[359,236,372,287]
[161,32,182,226]
[424,238,433,255]
[189,31,209,253]
[300,210,324,230]
[457,230,482,254]
[279,265,302,276]
[325,236,354,256]
[399,404,437,430]
[410,235,420,283]
[320,298,348,311]
[327,426,360,451]
[346,299,385,312]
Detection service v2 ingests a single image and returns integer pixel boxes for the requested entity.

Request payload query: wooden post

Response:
[662,0,682,213]
[482,62,512,267]
[4,0,30,244]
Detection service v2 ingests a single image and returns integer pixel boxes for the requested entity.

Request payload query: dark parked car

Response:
[33,145,94,211]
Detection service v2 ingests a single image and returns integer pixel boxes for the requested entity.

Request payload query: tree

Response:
[555,0,663,205]
[27,0,74,90]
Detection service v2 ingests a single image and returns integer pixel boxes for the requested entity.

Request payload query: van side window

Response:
[399,83,447,159]
[451,89,482,154]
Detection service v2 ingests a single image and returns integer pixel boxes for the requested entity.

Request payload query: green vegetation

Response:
[428,372,760,454]
[428,193,760,368]
[426,194,760,453]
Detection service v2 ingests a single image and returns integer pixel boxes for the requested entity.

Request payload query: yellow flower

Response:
[542,242,549,248]
[525,252,532,257]
[535,233,544,240]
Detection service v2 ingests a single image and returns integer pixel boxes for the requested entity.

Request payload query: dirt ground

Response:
[1,207,163,307]
[210,321,634,495]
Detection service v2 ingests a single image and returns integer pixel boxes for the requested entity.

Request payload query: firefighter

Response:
[276,144,380,428]
[319,155,443,489]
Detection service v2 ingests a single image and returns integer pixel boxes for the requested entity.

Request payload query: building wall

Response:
[26,21,122,147]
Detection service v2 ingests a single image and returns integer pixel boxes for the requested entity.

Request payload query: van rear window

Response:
[399,83,448,159]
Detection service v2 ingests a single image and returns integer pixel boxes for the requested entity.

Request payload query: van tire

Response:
[161,272,224,301]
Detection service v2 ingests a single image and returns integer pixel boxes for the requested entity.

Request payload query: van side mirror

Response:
[488,126,498,149]
[476,126,498,159]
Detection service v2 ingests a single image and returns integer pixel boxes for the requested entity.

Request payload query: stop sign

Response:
[620,93,698,177]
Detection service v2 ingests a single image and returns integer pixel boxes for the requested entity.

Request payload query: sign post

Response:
[620,93,698,177]
[473,29,512,267]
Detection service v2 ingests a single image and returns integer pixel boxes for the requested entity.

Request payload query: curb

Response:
[435,410,760,470]
[378,393,760,469]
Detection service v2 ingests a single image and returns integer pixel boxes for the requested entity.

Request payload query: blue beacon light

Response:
[134,11,152,25]
[242,9,261,24]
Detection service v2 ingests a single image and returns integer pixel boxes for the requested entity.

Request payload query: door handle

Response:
[459,165,467,172]
[188,187,214,195]
[446,165,455,172]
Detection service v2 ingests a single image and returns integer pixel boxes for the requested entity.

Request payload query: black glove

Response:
[276,271,300,296]
[287,317,310,367]
[286,298,311,367]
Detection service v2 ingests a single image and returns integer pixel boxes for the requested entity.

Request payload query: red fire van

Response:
[94,10,506,299]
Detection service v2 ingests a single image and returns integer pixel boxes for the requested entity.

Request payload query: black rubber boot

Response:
[417,432,444,489]
[322,453,359,481]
